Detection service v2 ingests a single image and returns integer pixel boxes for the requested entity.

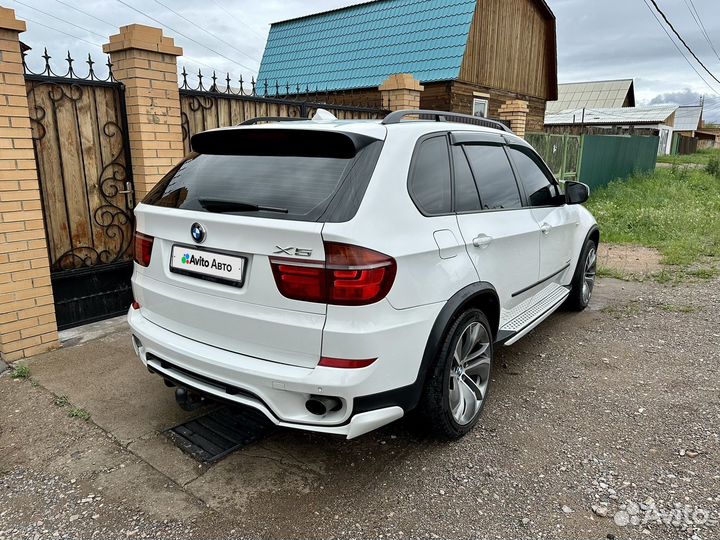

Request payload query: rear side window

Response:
[143,129,383,222]
[463,145,522,210]
[408,136,452,215]
[508,147,561,207]
[452,146,481,212]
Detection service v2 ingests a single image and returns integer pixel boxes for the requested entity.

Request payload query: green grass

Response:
[68,407,91,421]
[660,304,697,313]
[596,266,631,280]
[586,167,720,266]
[657,148,720,165]
[11,364,31,380]
[54,394,70,407]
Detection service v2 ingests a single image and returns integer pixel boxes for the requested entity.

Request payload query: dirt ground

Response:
[1,271,718,539]
[598,244,663,277]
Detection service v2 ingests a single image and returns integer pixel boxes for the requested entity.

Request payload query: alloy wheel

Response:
[582,245,597,305]
[448,322,491,425]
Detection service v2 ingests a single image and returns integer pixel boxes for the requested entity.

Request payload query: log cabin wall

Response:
[459,0,557,102]
[444,81,548,133]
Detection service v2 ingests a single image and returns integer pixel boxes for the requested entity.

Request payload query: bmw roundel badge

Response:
[190,222,206,244]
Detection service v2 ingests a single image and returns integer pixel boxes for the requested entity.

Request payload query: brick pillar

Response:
[0,7,59,361]
[379,74,424,112]
[103,25,184,200]
[498,99,530,139]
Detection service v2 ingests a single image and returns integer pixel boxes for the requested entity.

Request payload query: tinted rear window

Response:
[144,130,383,222]
[408,136,452,215]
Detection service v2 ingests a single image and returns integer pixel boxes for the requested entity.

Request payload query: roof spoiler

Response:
[190,128,378,158]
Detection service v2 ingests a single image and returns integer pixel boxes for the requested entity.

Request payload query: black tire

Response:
[565,238,598,311]
[418,309,493,440]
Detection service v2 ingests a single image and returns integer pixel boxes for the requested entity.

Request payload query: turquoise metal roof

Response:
[257,0,477,92]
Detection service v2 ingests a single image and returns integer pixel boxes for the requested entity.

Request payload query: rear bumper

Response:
[127,303,440,438]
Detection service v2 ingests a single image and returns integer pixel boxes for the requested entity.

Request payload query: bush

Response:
[706,155,720,179]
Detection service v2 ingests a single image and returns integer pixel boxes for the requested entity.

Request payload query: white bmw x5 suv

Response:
[128,110,598,440]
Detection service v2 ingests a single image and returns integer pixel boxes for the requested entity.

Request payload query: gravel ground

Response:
[1,275,718,539]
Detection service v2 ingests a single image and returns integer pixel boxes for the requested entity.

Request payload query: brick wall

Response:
[0,8,59,361]
[379,74,423,112]
[103,25,185,201]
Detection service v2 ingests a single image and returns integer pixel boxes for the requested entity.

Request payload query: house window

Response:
[472,98,488,118]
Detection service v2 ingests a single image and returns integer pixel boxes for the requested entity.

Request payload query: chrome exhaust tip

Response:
[305,395,341,416]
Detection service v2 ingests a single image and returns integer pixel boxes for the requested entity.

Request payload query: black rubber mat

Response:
[167,406,276,463]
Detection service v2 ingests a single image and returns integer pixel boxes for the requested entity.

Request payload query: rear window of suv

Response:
[143,129,383,222]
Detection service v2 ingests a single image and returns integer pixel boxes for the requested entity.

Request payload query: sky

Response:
[11,0,720,122]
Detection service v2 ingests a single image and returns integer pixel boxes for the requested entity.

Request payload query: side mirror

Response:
[565,181,590,205]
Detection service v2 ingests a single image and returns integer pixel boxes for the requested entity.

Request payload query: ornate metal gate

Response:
[24,52,135,330]
[178,69,389,153]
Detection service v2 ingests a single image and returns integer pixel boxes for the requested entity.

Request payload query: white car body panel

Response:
[455,208,541,320]
[128,117,598,438]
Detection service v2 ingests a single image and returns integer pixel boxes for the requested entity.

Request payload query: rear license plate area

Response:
[170,245,247,287]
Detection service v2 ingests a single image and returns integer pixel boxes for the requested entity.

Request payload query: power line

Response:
[150,0,259,64]
[20,16,103,48]
[684,0,720,64]
[11,0,107,40]
[115,0,255,72]
[47,0,237,78]
[647,0,720,86]
[51,0,117,29]
[208,0,265,41]
[641,0,720,96]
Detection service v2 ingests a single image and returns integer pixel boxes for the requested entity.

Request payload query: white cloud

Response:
[13,0,720,120]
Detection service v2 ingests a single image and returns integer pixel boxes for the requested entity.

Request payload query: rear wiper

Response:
[198,199,288,214]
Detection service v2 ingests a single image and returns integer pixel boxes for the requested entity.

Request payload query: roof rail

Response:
[239,117,308,126]
[381,110,513,134]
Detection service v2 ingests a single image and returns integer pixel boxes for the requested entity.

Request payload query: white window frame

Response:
[472,98,488,118]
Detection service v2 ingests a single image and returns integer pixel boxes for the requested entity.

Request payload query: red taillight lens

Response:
[325,242,396,305]
[269,242,396,306]
[269,261,325,303]
[131,301,141,310]
[134,232,154,267]
[318,357,377,369]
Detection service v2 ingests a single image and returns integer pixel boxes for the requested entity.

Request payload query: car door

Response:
[506,145,579,285]
[451,132,541,313]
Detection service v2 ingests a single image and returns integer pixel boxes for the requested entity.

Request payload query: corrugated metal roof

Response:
[545,106,677,126]
[673,105,703,131]
[257,0,477,92]
[546,79,634,114]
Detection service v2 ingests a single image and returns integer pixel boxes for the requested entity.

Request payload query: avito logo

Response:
[180,252,233,273]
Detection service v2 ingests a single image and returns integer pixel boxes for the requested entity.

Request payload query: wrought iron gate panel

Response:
[178,70,389,153]
[24,52,135,330]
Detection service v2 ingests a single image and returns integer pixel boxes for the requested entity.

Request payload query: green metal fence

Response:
[577,135,659,189]
[526,133,580,181]
[527,133,659,189]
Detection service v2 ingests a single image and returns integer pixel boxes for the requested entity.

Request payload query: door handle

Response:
[540,223,552,235]
[117,181,135,209]
[472,234,493,248]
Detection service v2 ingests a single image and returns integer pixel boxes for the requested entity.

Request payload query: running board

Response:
[496,284,570,346]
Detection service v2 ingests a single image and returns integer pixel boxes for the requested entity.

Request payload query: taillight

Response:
[131,301,141,310]
[325,242,396,305]
[270,242,396,306]
[318,357,376,369]
[134,232,154,267]
[269,260,325,303]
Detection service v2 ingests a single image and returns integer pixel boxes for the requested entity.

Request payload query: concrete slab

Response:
[26,329,194,445]
[0,377,211,526]
[59,315,129,347]
[128,433,207,487]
